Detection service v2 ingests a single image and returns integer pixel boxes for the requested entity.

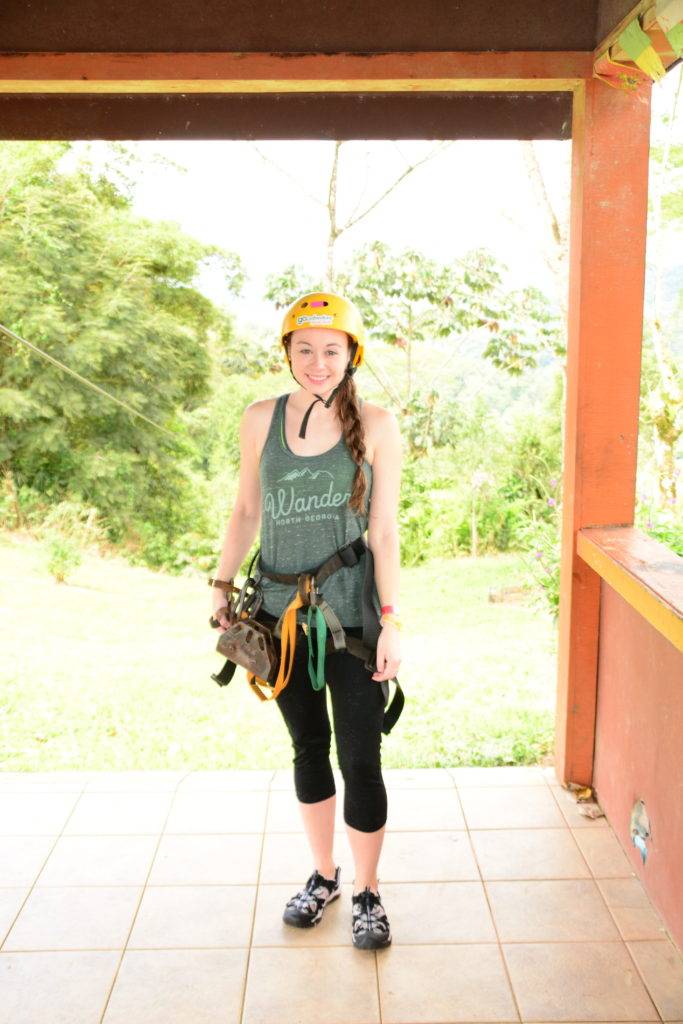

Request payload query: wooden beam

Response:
[555,78,652,788]
[0,51,593,94]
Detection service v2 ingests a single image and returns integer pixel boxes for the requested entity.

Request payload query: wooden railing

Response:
[577,526,683,653]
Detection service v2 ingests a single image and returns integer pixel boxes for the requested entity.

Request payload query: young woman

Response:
[210,291,402,949]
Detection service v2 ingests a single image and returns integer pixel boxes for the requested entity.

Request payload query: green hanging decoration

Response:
[618,18,667,79]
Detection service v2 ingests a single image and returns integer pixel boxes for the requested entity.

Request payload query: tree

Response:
[0,141,244,549]
[642,66,683,506]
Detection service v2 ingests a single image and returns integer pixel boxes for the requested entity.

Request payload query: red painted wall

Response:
[593,581,683,950]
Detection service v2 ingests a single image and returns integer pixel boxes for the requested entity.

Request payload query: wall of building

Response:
[593,581,683,951]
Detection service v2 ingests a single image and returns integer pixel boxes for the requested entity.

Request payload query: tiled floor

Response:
[1,765,682,1024]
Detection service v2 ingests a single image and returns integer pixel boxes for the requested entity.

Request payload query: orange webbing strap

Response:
[246,579,310,701]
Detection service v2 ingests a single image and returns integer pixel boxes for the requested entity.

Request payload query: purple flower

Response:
[549,478,557,488]
[535,550,543,559]
[547,497,556,507]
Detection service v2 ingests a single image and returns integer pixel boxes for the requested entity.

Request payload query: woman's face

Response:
[288,327,350,396]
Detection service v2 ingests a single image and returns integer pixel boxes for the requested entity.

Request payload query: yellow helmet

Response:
[280,291,365,368]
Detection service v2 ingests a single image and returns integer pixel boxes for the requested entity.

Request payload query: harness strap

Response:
[246,576,310,701]
[306,605,327,690]
[258,536,366,590]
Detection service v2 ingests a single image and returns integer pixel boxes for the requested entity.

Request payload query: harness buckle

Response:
[297,573,314,605]
[338,539,362,568]
[309,575,318,607]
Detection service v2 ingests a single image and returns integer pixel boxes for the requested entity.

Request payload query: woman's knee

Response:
[338,756,387,831]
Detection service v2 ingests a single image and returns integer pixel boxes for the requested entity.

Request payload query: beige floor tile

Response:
[0,950,119,1024]
[243,946,379,1024]
[0,888,29,943]
[270,768,297,791]
[386,788,466,831]
[452,765,547,787]
[503,940,659,1021]
[128,884,255,948]
[572,828,636,878]
[266,788,345,832]
[103,948,248,1024]
[149,833,262,886]
[177,770,274,792]
[549,784,610,829]
[377,943,518,1023]
[0,792,81,835]
[252,882,350,946]
[83,770,187,792]
[259,832,353,884]
[383,768,456,789]
[471,827,591,880]
[376,831,480,882]
[0,836,58,886]
[165,790,268,834]
[458,785,565,829]
[541,764,564,786]
[36,834,158,887]
[486,879,621,942]
[63,791,173,835]
[381,881,496,943]
[627,939,683,1020]
[597,878,670,941]
[2,885,141,951]
[0,771,89,792]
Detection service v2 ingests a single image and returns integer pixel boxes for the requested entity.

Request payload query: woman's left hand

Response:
[371,623,402,682]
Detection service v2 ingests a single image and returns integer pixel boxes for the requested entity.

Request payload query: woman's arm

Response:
[211,403,262,616]
[366,405,403,606]
[366,406,403,681]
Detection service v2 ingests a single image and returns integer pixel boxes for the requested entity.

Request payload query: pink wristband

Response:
[380,604,399,615]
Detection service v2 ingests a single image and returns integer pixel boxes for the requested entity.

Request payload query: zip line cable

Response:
[0,320,181,442]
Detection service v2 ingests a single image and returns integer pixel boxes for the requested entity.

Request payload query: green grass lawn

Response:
[0,531,557,772]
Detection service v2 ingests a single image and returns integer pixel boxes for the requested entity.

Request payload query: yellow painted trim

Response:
[577,531,683,653]
[0,78,584,94]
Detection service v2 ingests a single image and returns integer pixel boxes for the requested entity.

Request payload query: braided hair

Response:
[335,361,369,517]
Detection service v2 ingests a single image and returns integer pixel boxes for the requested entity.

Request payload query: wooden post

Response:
[555,77,652,786]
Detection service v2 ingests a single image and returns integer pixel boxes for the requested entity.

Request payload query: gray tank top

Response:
[255,392,374,627]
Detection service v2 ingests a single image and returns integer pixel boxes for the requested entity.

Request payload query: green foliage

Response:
[397,460,433,566]
[0,141,246,570]
[516,502,562,621]
[635,500,683,557]
[45,535,82,583]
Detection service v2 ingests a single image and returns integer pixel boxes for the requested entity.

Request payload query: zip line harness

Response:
[208,536,404,735]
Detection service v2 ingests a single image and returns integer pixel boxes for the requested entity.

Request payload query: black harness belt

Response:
[211,536,404,736]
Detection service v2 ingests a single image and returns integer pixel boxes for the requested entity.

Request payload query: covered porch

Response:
[1,0,682,1016]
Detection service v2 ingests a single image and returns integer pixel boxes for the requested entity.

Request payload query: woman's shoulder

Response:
[359,399,399,467]
[241,396,281,457]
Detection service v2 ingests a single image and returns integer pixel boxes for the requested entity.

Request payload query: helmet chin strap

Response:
[286,360,358,439]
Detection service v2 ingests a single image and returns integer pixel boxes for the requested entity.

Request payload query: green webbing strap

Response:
[306,604,327,690]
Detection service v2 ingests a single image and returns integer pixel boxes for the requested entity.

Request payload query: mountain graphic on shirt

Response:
[277,468,335,483]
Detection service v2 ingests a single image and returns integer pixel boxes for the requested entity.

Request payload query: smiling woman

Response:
[209,289,404,950]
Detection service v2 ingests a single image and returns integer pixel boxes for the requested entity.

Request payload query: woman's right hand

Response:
[211,604,232,633]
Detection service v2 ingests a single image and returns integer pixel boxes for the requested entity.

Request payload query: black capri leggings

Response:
[254,607,388,832]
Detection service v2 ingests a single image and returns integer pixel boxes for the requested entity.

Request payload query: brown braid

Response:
[335,362,368,517]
